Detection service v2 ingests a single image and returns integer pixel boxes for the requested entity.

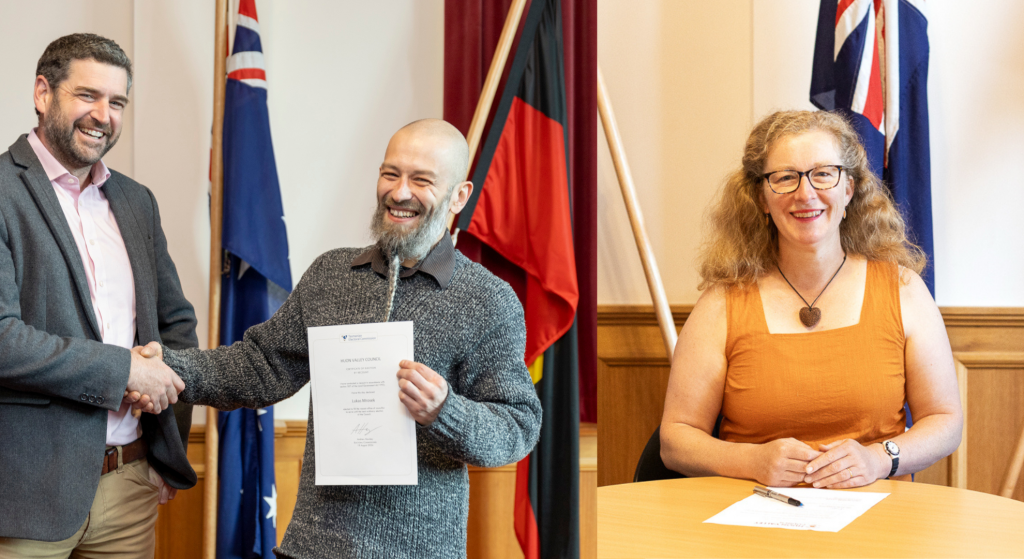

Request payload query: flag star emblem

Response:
[256,407,267,431]
[264,484,278,529]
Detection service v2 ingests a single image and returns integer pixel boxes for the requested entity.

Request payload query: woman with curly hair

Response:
[659,110,962,488]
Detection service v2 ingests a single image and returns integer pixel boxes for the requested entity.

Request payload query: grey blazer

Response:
[0,135,199,541]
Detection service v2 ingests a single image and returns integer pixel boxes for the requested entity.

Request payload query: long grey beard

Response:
[370,205,449,265]
[370,189,454,322]
[382,252,401,322]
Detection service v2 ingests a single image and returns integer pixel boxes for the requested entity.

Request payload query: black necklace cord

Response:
[776,253,848,309]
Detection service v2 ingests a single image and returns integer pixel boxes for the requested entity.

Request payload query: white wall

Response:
[597,0,754,306]
[926,1,1024,305]
[2,2,1020,421]
[748,0,1024,305]
[255,0,445,279]
[240,1,444,419]
[2,0,444,420]
[136,0,445,420]
[598,0,1024,307]
[0,1,135,175]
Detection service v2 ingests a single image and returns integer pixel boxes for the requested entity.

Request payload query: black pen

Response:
[753,485,803,507]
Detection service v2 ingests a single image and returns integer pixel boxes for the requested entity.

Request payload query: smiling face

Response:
[761,130,854,254]
[35,58,128,174]
[371,122,472,263]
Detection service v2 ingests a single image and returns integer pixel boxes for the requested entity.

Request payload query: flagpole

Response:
[447,0,527,232]
[205,0,229,557]
[596,67,678,360]
[1000,424,1024,498]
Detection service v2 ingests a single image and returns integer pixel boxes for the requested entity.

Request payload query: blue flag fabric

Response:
[810,0,934,295]
[811,0,929,432]
[216,2,292,557]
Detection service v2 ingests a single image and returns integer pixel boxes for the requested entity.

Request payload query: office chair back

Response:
[634,418,723,483]
[633,426,684,483]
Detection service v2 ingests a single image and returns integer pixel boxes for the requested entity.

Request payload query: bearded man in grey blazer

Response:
[0,34,198,557]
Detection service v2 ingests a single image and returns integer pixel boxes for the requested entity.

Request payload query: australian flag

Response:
[217,0,292,557]
[811,0,934,295]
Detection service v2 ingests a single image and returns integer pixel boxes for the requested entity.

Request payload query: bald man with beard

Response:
[141,120,542,559]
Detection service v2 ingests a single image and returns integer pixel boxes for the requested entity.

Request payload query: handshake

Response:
[123,342,183,417]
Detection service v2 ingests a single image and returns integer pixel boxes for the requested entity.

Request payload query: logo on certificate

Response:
[340,333,377,342]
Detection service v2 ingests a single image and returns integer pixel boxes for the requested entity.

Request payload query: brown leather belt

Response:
[101,438,148,476]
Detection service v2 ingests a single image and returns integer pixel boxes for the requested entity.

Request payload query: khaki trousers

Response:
[0,458,160,559]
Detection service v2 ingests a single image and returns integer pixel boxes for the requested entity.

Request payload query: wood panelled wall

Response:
[150,306,1021,555]
[154,422,597,559]
[597,305,1024,503]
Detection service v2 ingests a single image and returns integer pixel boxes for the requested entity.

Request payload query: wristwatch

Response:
[882,440,900,478]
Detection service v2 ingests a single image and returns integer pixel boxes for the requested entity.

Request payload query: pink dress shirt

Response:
[28,130,139,446]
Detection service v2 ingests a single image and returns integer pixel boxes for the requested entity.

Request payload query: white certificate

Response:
[307,321,417,485]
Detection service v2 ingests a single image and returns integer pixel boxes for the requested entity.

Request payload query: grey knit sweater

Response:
[163,245,542,558]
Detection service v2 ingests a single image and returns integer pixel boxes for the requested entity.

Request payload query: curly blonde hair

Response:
[697,110,926,289]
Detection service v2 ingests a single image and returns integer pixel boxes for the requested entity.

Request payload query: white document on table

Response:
[307,321,417,486]
[704,487,889,532]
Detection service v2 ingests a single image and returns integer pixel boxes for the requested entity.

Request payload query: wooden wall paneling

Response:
[942,308,1024,353]
[154,476,205,557]
[579,423,597,559]
[597,358,670,487]
[465,422,598,559]
[956,352,1024,501]
[157,420,597,559]
[919,356,971,489]
[913,449,947,487]
[467,465,521,559]
[596,306,687,488]
[1002,416,1024,498]
[155,431,207,559]
[950,357,969,489]
[274,420,306,544]
[156,421,304,559]
[596,305,1024,504]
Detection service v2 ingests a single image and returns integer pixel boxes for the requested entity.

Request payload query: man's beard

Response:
[43,96,118,171]
[370,191,452,263]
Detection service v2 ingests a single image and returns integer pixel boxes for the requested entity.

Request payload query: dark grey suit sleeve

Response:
[144,189,199,449]
[0,209,128,410]
[163,263,313,411]
[146,188,198,351]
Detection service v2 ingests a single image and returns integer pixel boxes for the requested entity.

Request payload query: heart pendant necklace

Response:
[777,253,847,328]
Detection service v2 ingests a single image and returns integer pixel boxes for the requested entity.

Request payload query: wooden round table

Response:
[598,477,1024,558]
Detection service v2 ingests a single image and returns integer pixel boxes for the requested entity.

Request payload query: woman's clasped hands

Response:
[803,439,889,489]
[754,438,889,489]
[752,438,821,486]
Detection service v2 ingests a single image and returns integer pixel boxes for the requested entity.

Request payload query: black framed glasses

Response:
[762,165,844,194]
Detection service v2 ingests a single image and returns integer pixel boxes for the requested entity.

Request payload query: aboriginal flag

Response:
[450,0,584,557]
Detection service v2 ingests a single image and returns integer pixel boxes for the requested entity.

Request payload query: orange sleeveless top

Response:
[720,260,907,451]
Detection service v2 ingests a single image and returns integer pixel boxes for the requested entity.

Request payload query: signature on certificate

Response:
[351,422,382,436]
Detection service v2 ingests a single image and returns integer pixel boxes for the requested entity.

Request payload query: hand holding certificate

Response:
[396,360,449,427]
[308,321,419,485]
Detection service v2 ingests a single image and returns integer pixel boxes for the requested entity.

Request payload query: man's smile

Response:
[388,207,419,219]
[76,124,107,143]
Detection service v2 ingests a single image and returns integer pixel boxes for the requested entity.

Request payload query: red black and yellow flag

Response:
[449,0,586,557]
[456,0,577,369]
